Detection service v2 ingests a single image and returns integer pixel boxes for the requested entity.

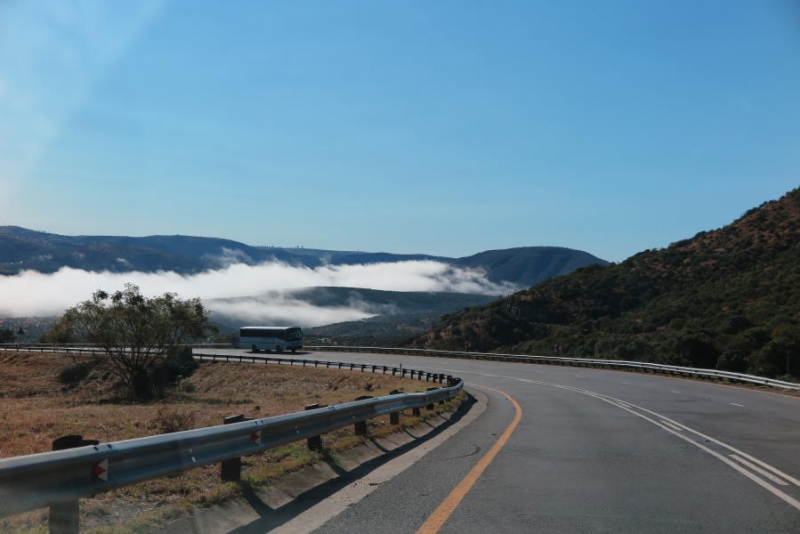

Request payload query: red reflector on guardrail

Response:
[93,459,108,481]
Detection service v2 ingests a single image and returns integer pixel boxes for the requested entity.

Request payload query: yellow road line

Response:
[416,384,523,534]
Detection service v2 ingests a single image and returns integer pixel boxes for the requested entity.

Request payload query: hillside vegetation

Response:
[414,188,800,379]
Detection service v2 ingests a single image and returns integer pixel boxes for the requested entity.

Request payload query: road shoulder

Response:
[156,388,488,534]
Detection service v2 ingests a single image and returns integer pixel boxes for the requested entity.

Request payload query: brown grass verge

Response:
[0,352,462,533]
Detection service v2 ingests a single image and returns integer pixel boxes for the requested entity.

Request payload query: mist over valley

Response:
[0,228,606,340]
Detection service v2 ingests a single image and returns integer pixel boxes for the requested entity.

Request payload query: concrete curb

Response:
[157,389,487,534]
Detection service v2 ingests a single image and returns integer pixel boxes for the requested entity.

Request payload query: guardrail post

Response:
[305,404,326,451]
[49,435,99,534]
[353,396,372,435]
[426,388,437,410]
[389,390,401,425]
[221,415,251,481]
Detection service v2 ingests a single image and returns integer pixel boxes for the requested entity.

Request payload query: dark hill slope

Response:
[455,247,608,287]
[413,188,800,378]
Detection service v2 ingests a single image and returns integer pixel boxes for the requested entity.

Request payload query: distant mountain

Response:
[0,226,314,274]
[412,187,800,379]
[0,226,607,288]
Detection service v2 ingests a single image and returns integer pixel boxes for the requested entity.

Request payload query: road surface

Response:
[196,349,800,533]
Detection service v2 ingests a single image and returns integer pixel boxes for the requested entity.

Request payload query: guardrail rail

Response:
[0,349,463,533]
[2,342,797,389]
[305,345,800,391]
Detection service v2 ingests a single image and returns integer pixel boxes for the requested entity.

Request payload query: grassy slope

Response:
[413,188,800,378]
[0,352,456,533]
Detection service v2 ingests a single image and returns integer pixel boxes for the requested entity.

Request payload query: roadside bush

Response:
[153,406,196,434]
[58,360,97,387]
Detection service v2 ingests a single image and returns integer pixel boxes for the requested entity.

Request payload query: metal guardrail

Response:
[2,343,797,389]
[0,350,463,523]
[305,345,800,391]
[194,352,451,381]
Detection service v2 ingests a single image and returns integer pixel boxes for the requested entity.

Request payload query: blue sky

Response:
[1,0,799,263]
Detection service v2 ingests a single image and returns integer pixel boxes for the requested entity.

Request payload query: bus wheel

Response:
[291,348,297,353]
[276,345,284,353]
[252,345,259,353]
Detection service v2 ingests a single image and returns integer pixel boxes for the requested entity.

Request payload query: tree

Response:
[50,284,214,399]
[0,327,16,343]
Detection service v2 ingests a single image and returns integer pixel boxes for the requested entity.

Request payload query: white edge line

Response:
[513,377,800,509]
[638,410,800,488]
[730,455,790,486]
[610,402,800,512]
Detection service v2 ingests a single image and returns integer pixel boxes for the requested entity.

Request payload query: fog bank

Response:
[0,260,516,326]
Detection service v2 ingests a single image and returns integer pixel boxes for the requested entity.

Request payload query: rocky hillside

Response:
[413,187,800,378]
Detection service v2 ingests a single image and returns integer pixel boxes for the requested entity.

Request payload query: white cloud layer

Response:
[0,260,516,326]
[209,296,375,328]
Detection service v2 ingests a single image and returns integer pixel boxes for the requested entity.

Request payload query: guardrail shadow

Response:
[164,392,476,534]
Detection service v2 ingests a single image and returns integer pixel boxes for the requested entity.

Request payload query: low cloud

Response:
[202,247,254,269]
[0,260,516,326]
[209,295,375,327]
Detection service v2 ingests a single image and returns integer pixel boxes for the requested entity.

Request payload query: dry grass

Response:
[0,352,461,533]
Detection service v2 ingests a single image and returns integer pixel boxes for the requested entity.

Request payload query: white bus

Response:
[239,326,303,353]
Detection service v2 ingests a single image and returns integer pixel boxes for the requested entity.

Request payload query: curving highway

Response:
[196,349,800,533]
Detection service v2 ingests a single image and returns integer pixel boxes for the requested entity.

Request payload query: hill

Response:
[0,227,607,288]
[454,247,608,287]
[0,227,316,274]
[413,187,800,378]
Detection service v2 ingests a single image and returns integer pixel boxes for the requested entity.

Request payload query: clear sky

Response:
[1,0,799,263]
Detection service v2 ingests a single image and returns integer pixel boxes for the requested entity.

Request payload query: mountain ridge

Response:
[0,226,608,289]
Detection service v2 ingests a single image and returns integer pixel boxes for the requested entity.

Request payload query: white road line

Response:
[504,375,800,511]
[670,390,681,395]
[729,403,744,408]
[659,420,684,433]
[635,410,800,488]
[589,396,800,513]
[730,455,790,486]
[656,423,800,512]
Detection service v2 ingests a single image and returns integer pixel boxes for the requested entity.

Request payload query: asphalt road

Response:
[196,349,800,533]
